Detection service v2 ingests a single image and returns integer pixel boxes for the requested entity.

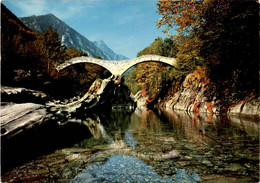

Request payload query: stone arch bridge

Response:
[56,55,177,76]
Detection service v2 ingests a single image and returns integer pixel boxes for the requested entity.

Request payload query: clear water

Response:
[2,109,259,182]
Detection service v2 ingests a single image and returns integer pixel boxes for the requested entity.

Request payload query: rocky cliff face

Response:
[47,76,135,114]
[132,91,147,111]
[159,69,260,116]
[227,96,260,115]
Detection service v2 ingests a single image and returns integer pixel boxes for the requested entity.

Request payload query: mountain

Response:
[20,14,127,60]
[20,14,107,59]
[93,40,128,60]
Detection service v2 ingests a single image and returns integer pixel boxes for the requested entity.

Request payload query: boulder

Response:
[47,75,135,113]
[1,103,48,141]
[1,86,48,104]
[133,91,147,111]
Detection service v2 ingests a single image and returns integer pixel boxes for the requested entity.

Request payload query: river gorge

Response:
[2,1,259,182]
[1,77,259,183]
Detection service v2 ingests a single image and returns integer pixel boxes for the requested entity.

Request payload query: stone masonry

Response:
[56,55,177,76]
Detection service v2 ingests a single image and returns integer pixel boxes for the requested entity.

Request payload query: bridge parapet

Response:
[56,55,177,76]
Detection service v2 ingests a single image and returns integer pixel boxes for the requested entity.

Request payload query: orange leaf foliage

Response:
[157,0,231,36]
[193,101,200,114]
[157,0,206,35]
[141,89,147,97]
[205,102,213,114]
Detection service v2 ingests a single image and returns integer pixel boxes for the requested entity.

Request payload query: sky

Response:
[2,0,177,59]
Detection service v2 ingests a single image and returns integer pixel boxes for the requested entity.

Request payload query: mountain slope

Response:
[93,40,128,60]
[20,14,128,60]
[1,4,41,85]
[20,14,108,59]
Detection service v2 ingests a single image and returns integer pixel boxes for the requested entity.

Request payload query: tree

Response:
[124,37,179,101]
[160,38,178,58]
[157,0,206,36]
[65,47,88,59]
[42,27,66,71]
[137,37,163,57]
[198,0,259,93]
[157,0,259,94]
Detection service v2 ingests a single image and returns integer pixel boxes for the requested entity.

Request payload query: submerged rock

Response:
[71,155,200,183]
[174,169,201,182]
[70,155,175,183]
[224,163,246,172]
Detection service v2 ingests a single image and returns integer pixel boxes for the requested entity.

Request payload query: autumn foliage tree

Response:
[157,0,259,95]
[1,3,44,87]
[198,0,259,94]
[157,0,208,37]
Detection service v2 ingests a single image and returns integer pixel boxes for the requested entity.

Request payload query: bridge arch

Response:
[56,55,177,76]
[120,60,174,76]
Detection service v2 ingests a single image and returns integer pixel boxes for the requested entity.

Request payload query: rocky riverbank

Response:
[158,69,260,116]
[1,86,51,141]
[0,76,136,141]
[0,102,50,142]
[1,86,49,104]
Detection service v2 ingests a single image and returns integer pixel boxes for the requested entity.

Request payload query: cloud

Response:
[6,0,91,20]
[14,0,47,16]
[52,3,87,20]
[115,16,135,26]
[113,6,145,26]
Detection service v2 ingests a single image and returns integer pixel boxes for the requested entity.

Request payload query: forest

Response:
[125,0,259,111]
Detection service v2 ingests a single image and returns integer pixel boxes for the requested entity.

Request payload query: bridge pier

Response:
[113,75,123,85]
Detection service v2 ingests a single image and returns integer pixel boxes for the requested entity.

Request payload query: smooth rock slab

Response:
[0,103,47,140]
[1,86,48,104]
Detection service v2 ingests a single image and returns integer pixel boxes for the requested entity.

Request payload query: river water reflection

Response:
[2,109,259,182]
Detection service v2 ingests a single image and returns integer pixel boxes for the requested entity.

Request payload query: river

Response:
[2,109,259,182]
